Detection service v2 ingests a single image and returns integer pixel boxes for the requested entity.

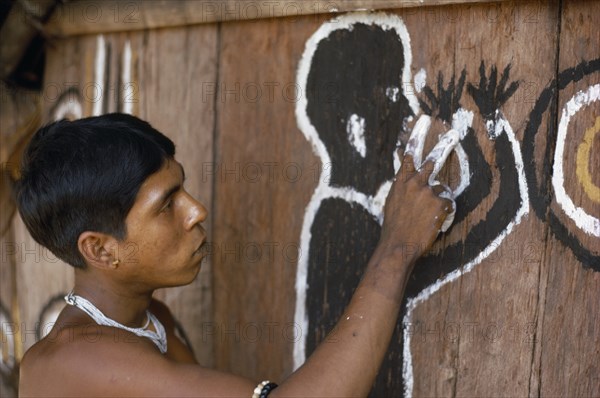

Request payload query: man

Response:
[16,113,454,396]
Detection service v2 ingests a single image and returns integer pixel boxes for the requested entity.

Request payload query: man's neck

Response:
[73,270,153,328]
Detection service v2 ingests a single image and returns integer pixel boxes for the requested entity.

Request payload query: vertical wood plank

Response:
[213,15,324,381]
[536,1,600,396]
[0,84,41,398]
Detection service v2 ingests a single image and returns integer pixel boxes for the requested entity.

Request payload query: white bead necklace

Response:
[64,292,167,354]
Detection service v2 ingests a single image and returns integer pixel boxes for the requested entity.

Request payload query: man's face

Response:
[115,158,208,290]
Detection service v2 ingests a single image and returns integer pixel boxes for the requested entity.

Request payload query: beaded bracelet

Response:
[252,380,278,398]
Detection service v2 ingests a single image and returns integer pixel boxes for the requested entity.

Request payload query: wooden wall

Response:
[1,1,598,396]
[0,82,41,398]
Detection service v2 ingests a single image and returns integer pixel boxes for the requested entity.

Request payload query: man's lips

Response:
[192,240,206,257]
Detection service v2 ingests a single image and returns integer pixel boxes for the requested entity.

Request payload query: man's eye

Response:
[161,200,173,213]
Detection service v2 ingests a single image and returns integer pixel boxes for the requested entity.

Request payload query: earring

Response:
[111,259,120,268]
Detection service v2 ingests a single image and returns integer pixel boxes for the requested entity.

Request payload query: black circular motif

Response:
[522,58,600,270]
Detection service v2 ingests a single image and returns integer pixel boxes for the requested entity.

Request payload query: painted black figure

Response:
[294,15,419,395]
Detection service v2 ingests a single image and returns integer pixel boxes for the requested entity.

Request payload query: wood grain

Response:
[212,14,325,380]
[371,2,560,396]
[211,1,600,394]
[0,84,40,398]
[537,1,600,396]
[44,0,512,37]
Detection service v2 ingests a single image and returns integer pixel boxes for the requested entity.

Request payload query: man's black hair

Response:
[15,113,176,269]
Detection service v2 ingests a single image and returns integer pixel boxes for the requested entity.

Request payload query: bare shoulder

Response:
[19,305,255,397]
[19,315,159,396]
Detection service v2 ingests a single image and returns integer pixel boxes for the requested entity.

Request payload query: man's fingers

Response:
[429,181,456,232]
[438,193,456,232]
[400,121,460,234]
[420,129,460,184]
[401,153,417,175]
[405,114,431,168]
[440,204,456,232]
[419,160,435,183]
[430,183,447,196]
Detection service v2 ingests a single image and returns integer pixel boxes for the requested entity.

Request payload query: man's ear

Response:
[78,231,120,270]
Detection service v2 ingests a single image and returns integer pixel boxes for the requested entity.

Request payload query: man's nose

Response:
[183,193,208,230]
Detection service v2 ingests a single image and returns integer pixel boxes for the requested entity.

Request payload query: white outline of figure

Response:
[293,11,419,370]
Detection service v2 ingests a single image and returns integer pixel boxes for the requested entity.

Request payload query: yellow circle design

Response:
[576,116,600,203]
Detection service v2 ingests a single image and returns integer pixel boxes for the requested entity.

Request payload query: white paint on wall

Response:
[386,86,400,102]
[452,143,470,198]
[93,35,106,116]
[414,68,427,94]
[347,114,367,157]
[451,108,474,198]
[452,108,473,140]
[122,40,133,115]
[0,306,15,372]
[52,100,82,121]
[552,84,600,237]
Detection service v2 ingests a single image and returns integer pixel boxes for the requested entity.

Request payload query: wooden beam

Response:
[44,0,511,37]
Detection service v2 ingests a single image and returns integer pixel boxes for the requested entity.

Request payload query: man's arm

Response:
[273,153,452,397]
[19,154,451,397]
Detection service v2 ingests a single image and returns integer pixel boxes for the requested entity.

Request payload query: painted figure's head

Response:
[297,14,417,196]
[15,113,175,268]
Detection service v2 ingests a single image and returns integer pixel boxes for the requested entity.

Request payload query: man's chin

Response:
[183,258,204,284]
[162,261,204,288]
